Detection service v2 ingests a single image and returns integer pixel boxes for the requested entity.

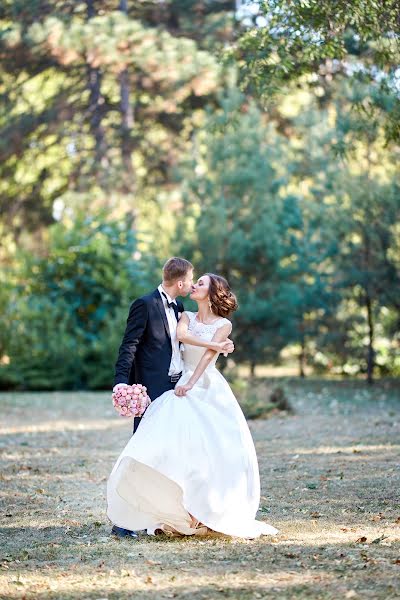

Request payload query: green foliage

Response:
[0,1,222,234]
[81,305,131,390]
[0,213,144,390]
[0,1,398,387]
[0,297,84,390]
[26,214,141,334]
[177,76,399,379]
[179,90,290,366]
[178,89,339,371]
[328,175,399,379]
[232,0,400,143]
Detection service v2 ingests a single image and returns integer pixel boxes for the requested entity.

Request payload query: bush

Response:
[82,306,128,389]
[231,378,293,419]
[1,297,84,390]
[269,385,292,411]
[0,213,147,390]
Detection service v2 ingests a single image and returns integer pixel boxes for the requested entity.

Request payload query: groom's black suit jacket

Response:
[114,289,184,403]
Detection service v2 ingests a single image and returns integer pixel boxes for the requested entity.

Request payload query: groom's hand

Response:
[113,383,128,393]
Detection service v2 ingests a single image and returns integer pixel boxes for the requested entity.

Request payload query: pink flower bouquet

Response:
[112,383,151,418]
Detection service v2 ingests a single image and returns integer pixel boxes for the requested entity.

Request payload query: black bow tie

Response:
[161,292,179,321]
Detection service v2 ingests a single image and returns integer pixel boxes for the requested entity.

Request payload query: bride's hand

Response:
[218,339,235,354]
[175,383,193,396]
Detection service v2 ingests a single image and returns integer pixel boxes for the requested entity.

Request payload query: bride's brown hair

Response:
[205,273,238,318]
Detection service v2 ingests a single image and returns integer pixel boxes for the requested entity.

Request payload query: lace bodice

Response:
[182,311,231,372]
[186,311,230,340]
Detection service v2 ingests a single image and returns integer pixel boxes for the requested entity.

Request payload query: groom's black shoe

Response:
[111,525,138,538]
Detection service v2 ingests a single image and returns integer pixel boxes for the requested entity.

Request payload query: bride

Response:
[107,273,278,539]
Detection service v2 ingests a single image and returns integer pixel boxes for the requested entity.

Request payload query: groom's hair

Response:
[163,257,193,283]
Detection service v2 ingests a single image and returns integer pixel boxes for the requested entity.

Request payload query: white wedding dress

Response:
[107,311,278,539]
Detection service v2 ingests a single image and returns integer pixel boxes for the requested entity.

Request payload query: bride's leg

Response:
[159,514,214,537]
[188,512,213,535]
[188,512,200,529]
[159,523,183,537]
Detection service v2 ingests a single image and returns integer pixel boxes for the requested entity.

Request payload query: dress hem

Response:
[110,457,278,540]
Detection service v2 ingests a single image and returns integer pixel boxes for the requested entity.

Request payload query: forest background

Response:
[0,0,399,391]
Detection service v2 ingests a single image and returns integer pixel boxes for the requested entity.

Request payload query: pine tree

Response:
[0,1,222,235]
[178,90,304,372]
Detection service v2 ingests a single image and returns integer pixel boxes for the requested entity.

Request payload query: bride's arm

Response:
[177,313,233,354]
[175,322,232,396]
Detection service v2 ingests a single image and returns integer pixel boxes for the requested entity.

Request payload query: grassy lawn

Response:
[0,379,399,599]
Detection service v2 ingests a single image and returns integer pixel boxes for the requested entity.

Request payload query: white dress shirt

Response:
[158,284,183,376]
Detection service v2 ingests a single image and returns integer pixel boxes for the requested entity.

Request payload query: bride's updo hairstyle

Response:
[205,273,238,318]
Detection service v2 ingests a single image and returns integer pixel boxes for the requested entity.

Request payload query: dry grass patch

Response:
[1,380,399,599]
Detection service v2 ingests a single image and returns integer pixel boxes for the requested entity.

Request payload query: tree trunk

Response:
[364,140,374,385]
[250,362,256,378]
[119,0,135,192]
[299,337,306,378]
[86,0,106,170]
[298,323,306,378]
[365,291,375,384]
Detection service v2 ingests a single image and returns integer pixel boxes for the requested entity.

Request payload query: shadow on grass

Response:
[3,534,399,599]
[1,522,398,554]
[0,584,362,600]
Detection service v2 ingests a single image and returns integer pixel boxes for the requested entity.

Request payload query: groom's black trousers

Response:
[133,379,176,434]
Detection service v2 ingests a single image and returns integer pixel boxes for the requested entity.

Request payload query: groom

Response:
[114,256,194,428]
[111,257,234,538]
